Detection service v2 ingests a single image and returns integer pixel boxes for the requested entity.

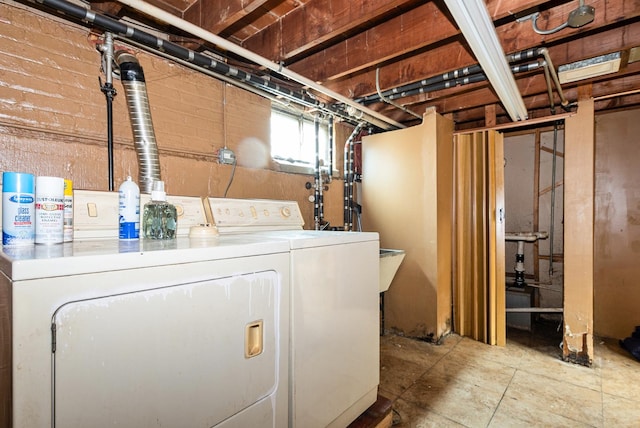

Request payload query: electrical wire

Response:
[223,158,237,198]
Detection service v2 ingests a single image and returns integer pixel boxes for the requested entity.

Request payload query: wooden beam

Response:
[538,254,565,262]
[290,0,636,84]
[539,180,565,196]
[378,61,640,126]
[454,111,575,134]
[325,19,640,103]
[242,0,425,62]
[212,0,271,35]
[290,1,459,81]
[184,0,274,36]
[563,98,595,366]
[89,2,124,17]
[540,146,565,157]
[455,71,640,125]
[260,0,553,64]
[578,83,594,100]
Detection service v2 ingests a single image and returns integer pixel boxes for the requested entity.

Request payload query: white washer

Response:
[208,198,380,428]
[1,210,291,427]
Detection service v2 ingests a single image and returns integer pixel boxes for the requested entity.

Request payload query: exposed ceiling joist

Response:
[80,0,640,129]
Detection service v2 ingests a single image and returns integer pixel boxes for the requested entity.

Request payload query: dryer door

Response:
[52,270,280,427]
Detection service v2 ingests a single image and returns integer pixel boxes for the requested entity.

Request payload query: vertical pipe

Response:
[542,60,556,115]
[343,140,349,230]
[99,32,116,191]
[347,133,355,231]
[549,122,559,276]
[539,48,569,108]
[106,89,114,190]
[328,117,334,177]
[343,123,363,231]
[314,115,321,230]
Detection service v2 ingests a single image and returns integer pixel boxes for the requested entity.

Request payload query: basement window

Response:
[270,108,332,175]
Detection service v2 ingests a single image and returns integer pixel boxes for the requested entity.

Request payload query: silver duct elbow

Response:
[115,51,161,194]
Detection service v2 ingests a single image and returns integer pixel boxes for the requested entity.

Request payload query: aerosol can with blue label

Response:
[119,176,140,240]
[2,172,36,246]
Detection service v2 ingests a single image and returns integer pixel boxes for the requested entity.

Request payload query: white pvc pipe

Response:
[114,0,405,130]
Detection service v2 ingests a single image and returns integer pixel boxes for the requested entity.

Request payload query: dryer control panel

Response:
[207,197,304,233]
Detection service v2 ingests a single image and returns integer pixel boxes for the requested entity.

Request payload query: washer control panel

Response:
[207,197,304,233]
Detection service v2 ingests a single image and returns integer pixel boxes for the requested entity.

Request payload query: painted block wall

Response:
[0,1,346,228]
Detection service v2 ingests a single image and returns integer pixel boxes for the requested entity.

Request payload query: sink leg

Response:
[514,240,526,287]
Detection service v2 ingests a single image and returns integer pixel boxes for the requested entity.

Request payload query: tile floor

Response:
[379,321,640,427]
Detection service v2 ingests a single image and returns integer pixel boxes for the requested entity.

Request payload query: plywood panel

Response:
[594,109,640,339]
[361,110,453,340]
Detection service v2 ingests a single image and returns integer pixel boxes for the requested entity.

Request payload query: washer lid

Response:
[250,230,379,250]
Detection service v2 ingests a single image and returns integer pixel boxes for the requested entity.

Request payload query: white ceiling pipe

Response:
[114,0,405,130]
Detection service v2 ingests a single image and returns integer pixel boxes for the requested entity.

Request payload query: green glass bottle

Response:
[142,180,177,239]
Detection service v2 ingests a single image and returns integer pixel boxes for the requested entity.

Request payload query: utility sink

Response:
[379,249,406,293]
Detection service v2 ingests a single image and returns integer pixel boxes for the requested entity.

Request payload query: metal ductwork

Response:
[114,51,161,194]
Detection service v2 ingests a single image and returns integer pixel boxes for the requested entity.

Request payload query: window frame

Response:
[270,106,335,176]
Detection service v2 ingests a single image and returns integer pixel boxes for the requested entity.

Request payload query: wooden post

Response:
[485,104,497,128]
[563,96,594,365]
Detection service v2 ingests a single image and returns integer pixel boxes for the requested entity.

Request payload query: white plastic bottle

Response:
[119,176,140,240]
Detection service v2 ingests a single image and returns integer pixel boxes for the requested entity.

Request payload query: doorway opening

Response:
[503,125,565,343]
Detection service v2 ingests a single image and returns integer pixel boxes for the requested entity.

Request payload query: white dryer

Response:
[0,193,291,427]
[208,198,380,428]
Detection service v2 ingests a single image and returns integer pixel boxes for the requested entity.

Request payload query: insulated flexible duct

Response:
[115,51,161,194]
